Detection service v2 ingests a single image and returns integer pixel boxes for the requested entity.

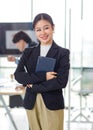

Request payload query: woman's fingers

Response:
[46,72,57,80]
[27,84,32,88]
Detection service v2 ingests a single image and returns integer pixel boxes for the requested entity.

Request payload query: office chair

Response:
[71,69,93,122]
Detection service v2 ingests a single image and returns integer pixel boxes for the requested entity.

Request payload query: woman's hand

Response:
[26,84,33,88]
[26,72,57,87]
[46,72,57,80]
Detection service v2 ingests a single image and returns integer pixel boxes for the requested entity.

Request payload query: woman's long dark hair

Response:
[32,13,54,29]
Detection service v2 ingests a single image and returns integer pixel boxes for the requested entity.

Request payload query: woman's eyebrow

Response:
[35,25,50,29]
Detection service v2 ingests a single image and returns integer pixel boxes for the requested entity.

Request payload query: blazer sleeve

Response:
[14,48,46,86]
[31,49,70,93]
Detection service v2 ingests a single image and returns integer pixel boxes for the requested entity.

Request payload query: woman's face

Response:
[34,19,54,45]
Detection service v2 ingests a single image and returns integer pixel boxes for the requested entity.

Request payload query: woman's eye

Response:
[36,29,41,32]
[44,27,49,30]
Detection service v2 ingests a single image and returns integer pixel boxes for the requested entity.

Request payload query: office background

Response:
[0,0,93,130]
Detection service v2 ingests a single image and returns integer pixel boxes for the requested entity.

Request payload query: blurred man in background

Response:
[7,31,37,108]
[7,31,37,64]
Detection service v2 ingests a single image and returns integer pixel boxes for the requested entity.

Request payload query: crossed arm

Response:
[26,71,57,88]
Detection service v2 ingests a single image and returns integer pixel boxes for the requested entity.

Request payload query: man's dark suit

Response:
[14,41,70,110]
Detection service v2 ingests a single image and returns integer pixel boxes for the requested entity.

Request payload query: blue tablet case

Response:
[35,56,56,72]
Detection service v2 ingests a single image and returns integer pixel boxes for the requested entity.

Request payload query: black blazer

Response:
[14,41,70,110]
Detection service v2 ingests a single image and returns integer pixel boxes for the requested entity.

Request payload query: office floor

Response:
[0,107,93,130]
[0,107,29,130]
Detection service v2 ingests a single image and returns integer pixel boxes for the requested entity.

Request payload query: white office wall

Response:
[0,0,31,22]
[0,0,66,47]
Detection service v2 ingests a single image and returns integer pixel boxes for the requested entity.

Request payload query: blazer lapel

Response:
[46,41,58,58]
[34,44,40,57]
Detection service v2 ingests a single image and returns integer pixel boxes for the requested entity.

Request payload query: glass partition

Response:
[0,56,16,79]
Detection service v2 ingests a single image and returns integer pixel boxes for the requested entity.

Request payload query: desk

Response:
[0,80,25,130]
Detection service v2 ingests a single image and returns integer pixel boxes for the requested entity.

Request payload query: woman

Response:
[14,13,70,130]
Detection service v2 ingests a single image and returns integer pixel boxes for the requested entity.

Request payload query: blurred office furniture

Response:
[9,95,23,108]
[71,68,93,122]
[0,57,25,130]
[0,79,25,130]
